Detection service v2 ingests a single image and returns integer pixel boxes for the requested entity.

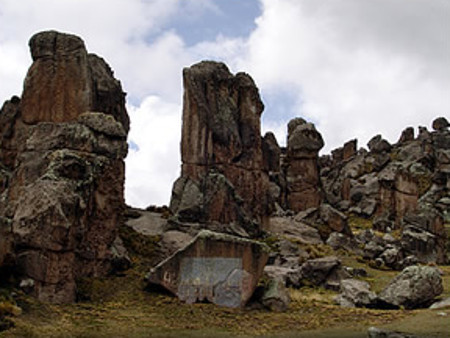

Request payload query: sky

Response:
[0,0,449,208]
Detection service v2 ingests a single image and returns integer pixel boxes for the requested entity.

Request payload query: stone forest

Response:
[0,31,449,337]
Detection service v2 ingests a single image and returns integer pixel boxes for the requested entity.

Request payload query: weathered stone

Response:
[368,135,392,153]
[432,117,449,131]
[0,31,129,303]
[326,232,360,253]
[268,217,322,244]
[263,265,296,284]
[342,139,357,161]
[397,127,415,144]
[170,61,270,234]
[378,265,443,309]
[295,204,352,240]
[21,31,129,131]
[262,132,281,173]
[337,279,377,308]
[146,230,269,308]
[261,277,291,312]
[298,256,341,287]
[285,118,324,212]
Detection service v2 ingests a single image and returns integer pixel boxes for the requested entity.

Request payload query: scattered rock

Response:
[378,265,443,309]
[146,230,269,308]
[336,279,377,308]
[261,277,291,312]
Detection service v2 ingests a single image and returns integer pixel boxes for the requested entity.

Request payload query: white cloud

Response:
[236,0,450,152]
[0,0,448,207]
[125,96,181,207]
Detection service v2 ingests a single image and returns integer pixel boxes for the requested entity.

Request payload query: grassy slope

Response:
[1,223,449,337]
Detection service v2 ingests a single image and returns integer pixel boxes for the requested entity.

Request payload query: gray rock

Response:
[338,278,377,308]
[298,256,341,287]
[125,210,167,237]
[363,241,385,260]
[326,232,360,253]
[429,297,450,309]
[261,277,291,312]
[378,265,443,309]
[268,217,322,244]
[110,236,131,273]
[367,326,417,338]
[264,265,296,284]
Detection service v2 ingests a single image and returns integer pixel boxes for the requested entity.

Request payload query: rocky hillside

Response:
[1,31,449,337]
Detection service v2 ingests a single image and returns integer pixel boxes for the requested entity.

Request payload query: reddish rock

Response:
[146,230,269,308]
[21,31,129,131]
[0,31,129,303]
[343,139,357,161]
[170,61,271,235]
[285,118,324,212]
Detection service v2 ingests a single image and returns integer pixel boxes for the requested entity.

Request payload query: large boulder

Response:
[378,265,443,309]
[146,230,269,308]
[169,61,271,236]
[0,31,129,303]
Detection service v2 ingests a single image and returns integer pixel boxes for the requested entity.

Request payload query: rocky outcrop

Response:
[146,230,270,308]
[319,117,449,264]
[169,61,271,236]
[21,31,129,131]
[285,118,324,212]
[0,31,129,303]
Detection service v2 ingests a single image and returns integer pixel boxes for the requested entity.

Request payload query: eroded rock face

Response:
[319,118,448,264]
[146,230,269,308]
[0,31,129,303]
[285,118,324,212]
[21,31,129,131]
[170,61,271,235]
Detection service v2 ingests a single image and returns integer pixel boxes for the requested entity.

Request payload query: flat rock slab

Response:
[125,211,167,236]
[146,230,269,308]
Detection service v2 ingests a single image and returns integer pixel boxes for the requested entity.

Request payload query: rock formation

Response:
[319,117,449,264]
[285,118,324,212]
[0,31,129,303]
[169,61,271,236]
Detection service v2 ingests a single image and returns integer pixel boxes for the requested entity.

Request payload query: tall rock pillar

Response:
[170,61,270,236]
[0,31,129,303]
[286,118,324,212]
